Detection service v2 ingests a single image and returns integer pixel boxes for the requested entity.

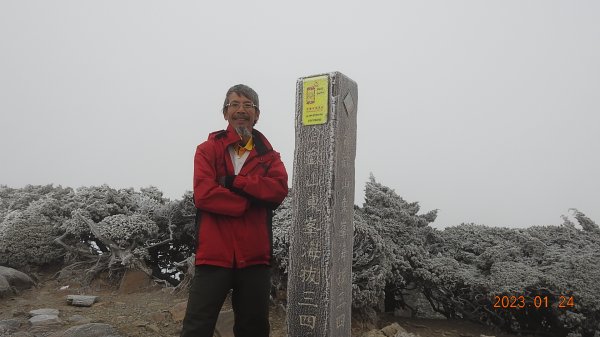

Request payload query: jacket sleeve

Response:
[231,151,289,206]
[193,143,249,217]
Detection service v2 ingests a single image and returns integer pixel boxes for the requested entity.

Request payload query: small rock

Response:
[29,308,60,317]
[480,335,496,337]
[29,314,61,326]
[66,295,98,307]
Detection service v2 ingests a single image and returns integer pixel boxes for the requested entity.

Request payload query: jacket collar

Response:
[213,125,273,156]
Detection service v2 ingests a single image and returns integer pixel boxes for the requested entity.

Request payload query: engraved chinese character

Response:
[307,194,319,212]
[306,171,319,187]
[303,217,321,235]
[299,315,316,329]
[300,265,320,285]
[298,291,318,308]
[302,240,322,261]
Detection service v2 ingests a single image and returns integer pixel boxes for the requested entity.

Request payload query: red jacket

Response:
[193,125,288,268]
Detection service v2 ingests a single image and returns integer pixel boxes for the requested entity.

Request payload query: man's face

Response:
[224,92,259,130]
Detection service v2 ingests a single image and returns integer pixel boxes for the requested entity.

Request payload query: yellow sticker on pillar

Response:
[302,75,329,125]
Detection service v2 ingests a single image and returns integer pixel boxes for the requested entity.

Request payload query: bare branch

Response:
[53,232,94,256]
[75,212,124,250]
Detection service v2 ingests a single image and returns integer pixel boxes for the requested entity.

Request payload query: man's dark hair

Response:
[222,84,260,114]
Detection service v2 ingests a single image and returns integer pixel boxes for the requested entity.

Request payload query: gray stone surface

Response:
[287,72,358,337]
[66,294,97,307]
[0,318,21,334]
[0,266,34,291]
[29,308,60,317]
[0,276,11,298]
[67,315,91,324]
[28,314,61,326]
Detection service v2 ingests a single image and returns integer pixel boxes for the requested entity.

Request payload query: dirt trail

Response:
[1,274,524,337]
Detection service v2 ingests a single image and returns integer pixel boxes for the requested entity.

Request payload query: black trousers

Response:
[180,265,271,337]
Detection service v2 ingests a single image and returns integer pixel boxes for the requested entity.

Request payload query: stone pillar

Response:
[287,72,358,337]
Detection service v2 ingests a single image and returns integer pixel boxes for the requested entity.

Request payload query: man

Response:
[181,84,288,337]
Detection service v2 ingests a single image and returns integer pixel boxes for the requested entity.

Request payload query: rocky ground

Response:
[0,270,529,337]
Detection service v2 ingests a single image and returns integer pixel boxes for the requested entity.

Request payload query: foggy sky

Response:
[1,1,599,228]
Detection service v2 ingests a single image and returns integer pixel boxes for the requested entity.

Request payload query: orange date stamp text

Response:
[492,295,575,309]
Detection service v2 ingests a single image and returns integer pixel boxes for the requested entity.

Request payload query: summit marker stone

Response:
[287,72,358,337]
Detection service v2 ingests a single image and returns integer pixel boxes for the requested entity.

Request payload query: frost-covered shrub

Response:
[56,185,137,246]
[0,189,74,270]
[0,185,216,283]
[426,213,600,337]
[143,191,197,285]
[271,193,292,292]
[524,220,600,337]
[69,185,136,223]
[360,175,439,314]
[0,209,63,270]
[352,208,390,314]
[362,174,437,228]
[0,185,73,221]
[96,214,158,248]
[405,255,488,320]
